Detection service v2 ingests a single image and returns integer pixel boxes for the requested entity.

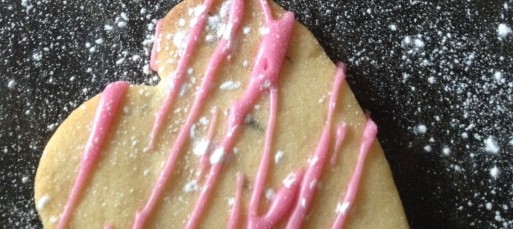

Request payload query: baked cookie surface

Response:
[35,0,408,228]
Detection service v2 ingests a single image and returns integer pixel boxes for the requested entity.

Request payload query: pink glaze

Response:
[228,173,244,229]
[246,88,303,228]
[185,0,295,227]
[197,108,219,180]
[330,122,348,166]
[149,19,163,72]
[57,81,129,229]
[135,0,244,228]
[331,119,378,229]
[146,0,215,151]
[103,224,113,229]
[285,63,347,229]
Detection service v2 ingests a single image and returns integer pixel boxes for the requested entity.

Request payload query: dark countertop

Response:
[1,0,512,228]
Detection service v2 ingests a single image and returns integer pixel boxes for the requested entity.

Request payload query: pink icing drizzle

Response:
[146,0,214,151]
[330,122,348,166]
[184,0,295,227]
[103,224,113,229]
[149,19,163,72]
[246,87,304,228]
[134,0,244,228]
[197,108,219,180]
[57,81,129,229]
[227,173,244,229]
[331,119,377,229]
[285,63,347,229]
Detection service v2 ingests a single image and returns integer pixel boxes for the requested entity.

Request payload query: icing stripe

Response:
[331,119,378,229]
[149,19,163,72]
[136,0,244,228]
[146,0,215,151]
[227,173,244,229]
[330,122,348,166]
[186,0,295,227]
[57,81,129,229]
[197,108,219,180]
[286,63,347,229]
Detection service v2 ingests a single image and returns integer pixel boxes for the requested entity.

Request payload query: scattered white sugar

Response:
[415,124,427,134]
[414,38,425,48]
[178,18,186,27]
[442,147,451,156]
[219,0,231,18]
[89,47,96,53]
[497,23,512,38]
[117,21,127,28]
[85,42,91,48]
[140,7,147,15]
[199,116,209,126]
[142,64,151,75]
[274,150,284,164]
[486,202,493,210]
[143,169,149,176]
[115,58,125,65]
[389,24,397,31]
[21,176,29,183]
[424,145,432,152]
[490,166,500,179]
[94,38,104,44]
[183,180,199,193]
[309,155,319,166]
[209,147,225,164]
[282,173,297,188]
[484,136,500,153]
[336,202,350,215]
[189,4,206,17]
[428,76,436,84]
[265,188,274,200]
[179,83,188,97]
[259,26,270,35]
[7,79,16,89]
[300,198,307,208]
[36,195,51,210]
[227,197,235,206]
[190,124,198,139]
[32,51,42,61]
[493,71,504,83]
[243,26,251,35]
[173,31,187,52]
[131,55,141,61]
[49,216,58,224]
[205,34,215,43]
[120,12,129,21]
[219,81,241,91]
[104,24,113,30]
[193,139,210,156]
[309,179,317,190]
[222,23,234,39]
[233,147,240,154]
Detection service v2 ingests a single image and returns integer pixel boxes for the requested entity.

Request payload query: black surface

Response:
[1,0,513,228]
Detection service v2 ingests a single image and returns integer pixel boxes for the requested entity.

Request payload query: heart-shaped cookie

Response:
[35,0,408,228]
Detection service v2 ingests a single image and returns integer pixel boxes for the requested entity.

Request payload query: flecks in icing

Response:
[228,173,244,229]
[149,19,163,72]
[57,81,129,229]
[197,108,219,180]
[285,63,347,229]
[135,0,244,228]
[331,119,377,229]
[146,0,215,151]
[330,122,348,166]
[185,0,295,227]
